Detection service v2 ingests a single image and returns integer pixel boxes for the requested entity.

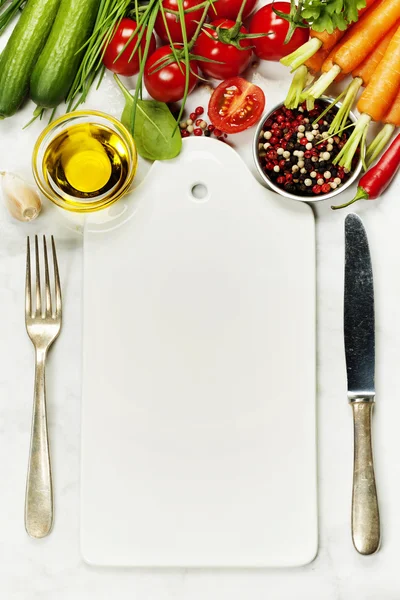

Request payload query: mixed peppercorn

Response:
[257,101,359,197]
[179,106,228,141]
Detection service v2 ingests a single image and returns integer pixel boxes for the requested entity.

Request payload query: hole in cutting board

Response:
[190,183,208,202]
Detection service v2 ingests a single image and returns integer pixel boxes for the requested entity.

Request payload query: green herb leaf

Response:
[116,77,182,160]
[133,100,183,160]
[281,0,367,40]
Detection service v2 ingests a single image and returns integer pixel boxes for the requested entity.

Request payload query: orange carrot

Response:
[305,0,400,104]
[365,88,400,166]
[357,24,400,121]
[335,24,400,170]
[281,0,379,71]
[334,0,400,74]
[323,20,400,98]
[310,29,344,54]
[305,47,330,74]
[310,0,378,52]
[320,5,393,77]
[384,88,400,125]
[353,22,399,85]
[326,29,396,136]
[320,52,346,81]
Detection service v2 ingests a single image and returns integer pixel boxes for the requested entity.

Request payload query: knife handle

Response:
[351,400,380,555]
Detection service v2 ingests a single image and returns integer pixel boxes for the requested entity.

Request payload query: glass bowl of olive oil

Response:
[32,110,137,212]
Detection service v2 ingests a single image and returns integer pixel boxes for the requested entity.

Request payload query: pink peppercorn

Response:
[194,128,203,136]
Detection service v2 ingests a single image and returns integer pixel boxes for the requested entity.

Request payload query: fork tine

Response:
[35,235,41,317]
[43,236,52,317]
[51,236,61,318]
[25,237,32,318]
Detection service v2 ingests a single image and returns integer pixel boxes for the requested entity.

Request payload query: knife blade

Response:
[344,213,380,555]
[344,213,375,399]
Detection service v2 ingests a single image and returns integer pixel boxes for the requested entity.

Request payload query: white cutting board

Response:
[81,137,317,567]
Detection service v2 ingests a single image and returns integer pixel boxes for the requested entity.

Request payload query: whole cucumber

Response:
[0,0,61,118]
[30,0,100,108]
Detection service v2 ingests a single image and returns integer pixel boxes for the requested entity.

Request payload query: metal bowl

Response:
[253,97,362,203]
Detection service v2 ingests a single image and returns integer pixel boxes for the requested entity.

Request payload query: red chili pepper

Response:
[332,132,400,210]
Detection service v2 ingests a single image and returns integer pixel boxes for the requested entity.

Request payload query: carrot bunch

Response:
[281,0,378,72]
[326,24,399,136]
[281,0,400,170]
[282,0,378,107]
[334,22,400,170]
[304,0,400,105]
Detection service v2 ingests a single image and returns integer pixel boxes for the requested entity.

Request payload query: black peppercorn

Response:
[305,159,313,170]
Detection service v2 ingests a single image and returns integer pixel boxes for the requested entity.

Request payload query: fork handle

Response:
[25,350,53,538]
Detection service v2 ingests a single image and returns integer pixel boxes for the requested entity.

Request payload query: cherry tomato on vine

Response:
[102,18,156,76]
[208,0,256,20]
[154,0,204,44]
[249,2,309,61]
[208,76,265,134]
[194,19,252,80]
[144,46,199,103]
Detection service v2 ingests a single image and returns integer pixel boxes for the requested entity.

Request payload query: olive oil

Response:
[43,122,131,201]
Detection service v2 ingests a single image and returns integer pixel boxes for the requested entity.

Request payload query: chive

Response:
[0,0,26,35]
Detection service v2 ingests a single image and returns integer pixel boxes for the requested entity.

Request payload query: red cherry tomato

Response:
[154,0,204,44]
[249,2,309,61]
[102,18,156,76]
[194,19,252,80]
[208,0,256,20]
[144,46,199,103]
[208,76,265,134]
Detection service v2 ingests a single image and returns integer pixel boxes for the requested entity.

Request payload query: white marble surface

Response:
[2,9,400,599]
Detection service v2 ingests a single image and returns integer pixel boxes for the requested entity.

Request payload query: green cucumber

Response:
[30,0,100,108]
[0,0,61,118]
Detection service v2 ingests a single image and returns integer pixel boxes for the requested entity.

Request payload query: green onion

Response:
[0,0,26,35]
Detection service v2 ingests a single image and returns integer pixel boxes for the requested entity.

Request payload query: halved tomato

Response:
[208,77,265,134]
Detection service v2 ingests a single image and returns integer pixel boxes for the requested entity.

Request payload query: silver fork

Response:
[25,236,62,538]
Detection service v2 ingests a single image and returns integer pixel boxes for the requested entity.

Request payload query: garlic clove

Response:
[0,171,42,222]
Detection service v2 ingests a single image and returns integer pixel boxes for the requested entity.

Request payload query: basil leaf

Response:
[116,75,182,161]
[133,99,182,161]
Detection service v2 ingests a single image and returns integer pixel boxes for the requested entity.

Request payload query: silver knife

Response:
[344,213,380,555]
